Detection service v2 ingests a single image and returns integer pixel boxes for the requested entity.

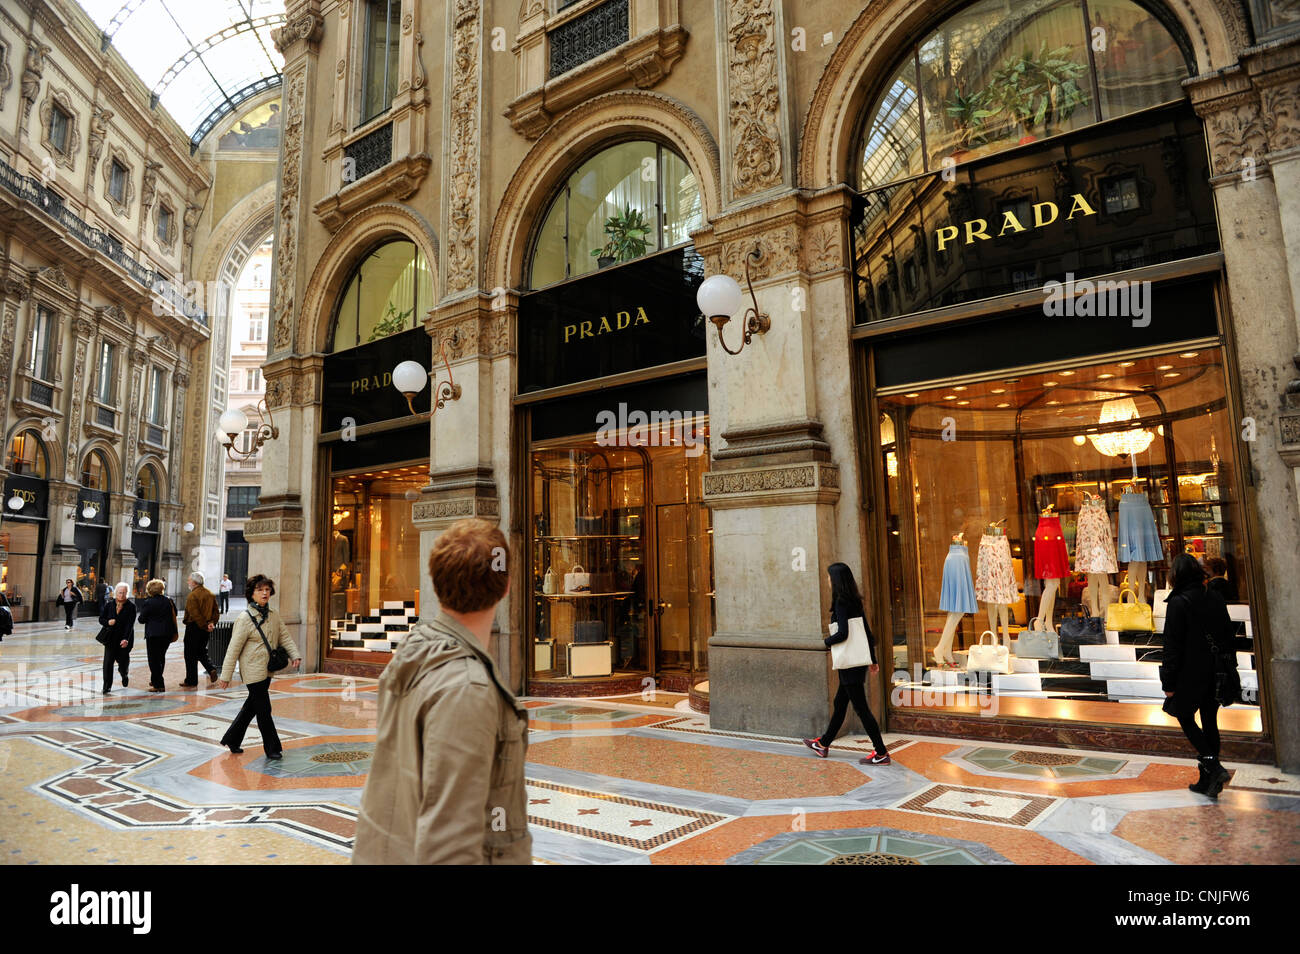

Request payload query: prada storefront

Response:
[519,139,714,695]
[319,239,434,669]
[852,0,1269,751]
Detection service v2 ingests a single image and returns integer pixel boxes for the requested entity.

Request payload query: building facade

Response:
[252,0,1300,769]
[0,0,213,618]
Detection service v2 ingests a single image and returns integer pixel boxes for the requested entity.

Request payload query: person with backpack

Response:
[214,574,300,760]
[803,562,890,765]
[137,579,179,692]
[1160,552,1234,798]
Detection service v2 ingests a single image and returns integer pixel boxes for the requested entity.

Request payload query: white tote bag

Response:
[965,630,1011,674]
[828,617,872,670]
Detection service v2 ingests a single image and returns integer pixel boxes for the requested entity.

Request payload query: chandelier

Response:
[1088,398,1155,457]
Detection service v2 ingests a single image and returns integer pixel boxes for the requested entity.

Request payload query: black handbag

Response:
[94,626,111,646]
[1057,613,1105,655]
[574,620,606,644]
[248,610,290,673]
[1201,608,1242,707]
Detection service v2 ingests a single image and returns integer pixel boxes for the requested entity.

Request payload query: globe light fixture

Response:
[696,243,771,356]
[138,514,152,529]
[219,399,278,461]
[1088,398,1156,457]
[6,494,24,511]
[81,503,98,519]
[182,521,195,533]
[391,335,461,418]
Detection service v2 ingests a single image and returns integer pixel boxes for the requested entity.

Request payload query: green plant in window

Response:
[944,87,998,150]
[984,42,1090,139]
[592,205,652,265]
[366,299,414,342]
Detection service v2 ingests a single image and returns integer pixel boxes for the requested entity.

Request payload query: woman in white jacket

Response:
[215,574,300,759]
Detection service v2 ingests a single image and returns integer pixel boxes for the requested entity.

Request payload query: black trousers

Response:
[219,592,229,613]
[101,641,129,690]
[145,637,170,690]
[64,603,76,627]
[1175,689,1221,759]
[223,678,281,754]
[183,626,216,684]
[819,680,887,753]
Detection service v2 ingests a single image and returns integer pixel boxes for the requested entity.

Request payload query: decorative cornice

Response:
[702,462,841,510]
[713,419,833,463]
[272,10,324,57]
[412,495,501,529]
[312,153,433,233]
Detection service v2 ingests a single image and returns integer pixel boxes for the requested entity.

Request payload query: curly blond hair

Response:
[145,578,166,596]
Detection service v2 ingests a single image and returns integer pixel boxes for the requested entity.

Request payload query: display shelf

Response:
[537,534,643,541]
[538,591,636,599]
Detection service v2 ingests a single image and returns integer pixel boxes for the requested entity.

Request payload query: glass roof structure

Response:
[81,0,285,147]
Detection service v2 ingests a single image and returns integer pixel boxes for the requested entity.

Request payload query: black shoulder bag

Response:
[248,609,290,673]
[1203,607,1242,707]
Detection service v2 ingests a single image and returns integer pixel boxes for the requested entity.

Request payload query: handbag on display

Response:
[574,620,606,644]
[827,617,872,670]
[1057,613,1105,654]
[965,630,1011,674]
[563,564,592,594]
[1016,618,1060,660]
[1105,585,1154,632]
[542,567,555,594]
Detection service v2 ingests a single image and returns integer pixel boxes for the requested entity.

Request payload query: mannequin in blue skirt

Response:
[933,532,976,668]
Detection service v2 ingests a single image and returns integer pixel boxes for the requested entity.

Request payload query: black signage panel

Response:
[132,499,159,530]
[3,475,48,519]
[321,327,431,433]
[518,246,707,393]
[853,102,1219,324]
[76,488,110,526]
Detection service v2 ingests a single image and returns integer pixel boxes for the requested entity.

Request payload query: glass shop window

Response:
[330,240,433,352]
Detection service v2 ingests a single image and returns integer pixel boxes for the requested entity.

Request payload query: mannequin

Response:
[934,530,976,668]
[1033,504,1069,631]
[975,519,1015,649]
[1074,491,1118,617]
[1117,478,1162,604]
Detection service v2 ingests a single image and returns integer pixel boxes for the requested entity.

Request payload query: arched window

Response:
[857,0,1191,190]
[529,140,702,289]
[81,450,111,491]
[136,465,160,502]
[5,430,47,478]
[330,239,434,353]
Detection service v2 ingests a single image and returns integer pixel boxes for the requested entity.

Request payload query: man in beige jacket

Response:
[353,519,531,864]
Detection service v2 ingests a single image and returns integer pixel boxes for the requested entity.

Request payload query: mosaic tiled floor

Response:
[2,618,1298,864]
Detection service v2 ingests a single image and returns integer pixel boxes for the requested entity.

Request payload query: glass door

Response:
[654,502,691,672]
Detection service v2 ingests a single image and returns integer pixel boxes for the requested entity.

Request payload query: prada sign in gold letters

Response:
[563,306,650,344]
[350,371,392,395]
[936,193,1097,252]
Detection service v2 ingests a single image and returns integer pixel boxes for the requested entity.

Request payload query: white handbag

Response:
[965,630,1011,673]
[563,564,591,594]
[828,617,872,670]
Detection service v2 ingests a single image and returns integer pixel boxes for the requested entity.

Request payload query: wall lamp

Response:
[696,243,771,356]
[391,336,461,418]
[218,397,279,461]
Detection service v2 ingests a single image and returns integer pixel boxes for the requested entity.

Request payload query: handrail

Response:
[0,157,208,327]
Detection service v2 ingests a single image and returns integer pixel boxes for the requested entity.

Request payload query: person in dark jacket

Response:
[0,592,13,641]
[1204,556,1239,603]
[137,579,179,693]
[1160,553,1233,797]
[803,563,890,765]
[98,583,136,694]
[56,579,83,630]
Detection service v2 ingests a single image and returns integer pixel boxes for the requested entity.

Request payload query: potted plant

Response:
[591,205,652,268]
[366,300,414,342]
[944,87,997,161]
[984,42,1090,145]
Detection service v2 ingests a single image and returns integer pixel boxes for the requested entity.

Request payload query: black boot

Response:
[1188,759,1212,794]
[1203,757,1231,799]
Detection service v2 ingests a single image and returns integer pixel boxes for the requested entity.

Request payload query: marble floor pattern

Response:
[2,618,1298,865]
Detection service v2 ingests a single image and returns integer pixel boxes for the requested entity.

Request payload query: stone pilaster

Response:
[0,274,29,440]
[1189,43,1300,771]
[719,0,790,205]
[442,0,482,298]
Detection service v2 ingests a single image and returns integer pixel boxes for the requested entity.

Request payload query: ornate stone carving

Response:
[20,37,50,132]
[0,300,17,436]
[702,461,841,509]
[720,226,797,283]
[86,104,112,180]
[182,202,201,249]
[101,144,135,217]
[64,338,88,481]
[0,31,12,112]
[272,11,324,55]
[726,0,782,198]
[445,1,482,295]
[1,275,29,300]
[140,161,162,215]
[35,263,71,291]
[1261,81,1300,154]
[412,31,426,91]
[1203,97,1267,177]
[272,68,308,354]
[805,224,840,274]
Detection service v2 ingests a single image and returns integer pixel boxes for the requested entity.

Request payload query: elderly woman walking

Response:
[137,579,179,692]
[98,582,136,694]
[215,574,300,759]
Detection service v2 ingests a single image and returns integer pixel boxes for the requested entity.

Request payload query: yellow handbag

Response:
[1105,584,1154,632]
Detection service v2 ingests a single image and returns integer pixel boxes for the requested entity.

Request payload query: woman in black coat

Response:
[0,592,13,641]
[57,579,83,630]
[1161,553,1233,797]
[98,583,136,693]
[136,579,179,692]
[803,563,890,765]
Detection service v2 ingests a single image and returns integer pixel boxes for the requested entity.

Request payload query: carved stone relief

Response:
[272,68,308,354]
[445,1,481,295]
[726,0,782,199]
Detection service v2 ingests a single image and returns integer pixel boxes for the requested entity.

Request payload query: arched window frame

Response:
[80,449,112,492]
[328,238,432,354]
[526,138,703,290]
[6,429,49,478]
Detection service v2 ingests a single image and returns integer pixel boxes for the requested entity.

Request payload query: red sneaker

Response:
[802,738,829,758]
[858,751,891,765]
